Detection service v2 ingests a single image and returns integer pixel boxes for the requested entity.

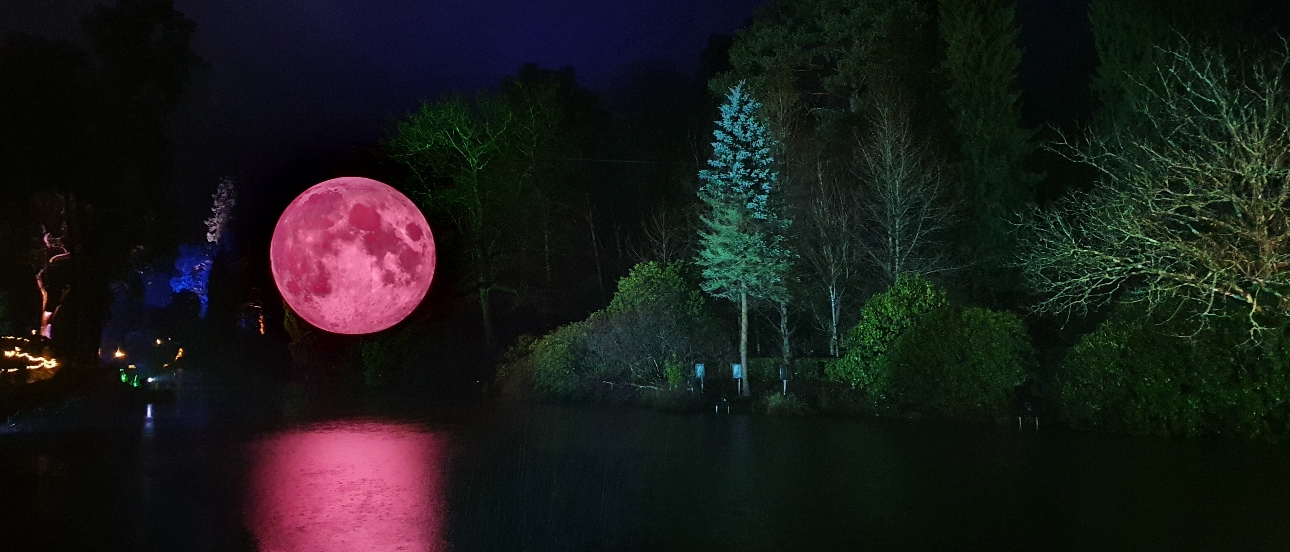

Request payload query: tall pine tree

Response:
[939,0,1038,305]
[696,82,791,396]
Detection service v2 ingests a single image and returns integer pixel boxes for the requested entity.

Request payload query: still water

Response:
[3,389,1290,551]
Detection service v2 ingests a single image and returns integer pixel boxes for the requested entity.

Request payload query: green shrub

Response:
[889,306,1033,422]
[826,274,947,401]
[1059,304,1290,440]
[608,261,704,318]
[664,356,685,389]
[505,261,728,401]
[530,319,595,400]
[761,392,812,416]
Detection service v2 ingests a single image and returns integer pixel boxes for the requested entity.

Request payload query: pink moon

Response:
[270,177,435,334]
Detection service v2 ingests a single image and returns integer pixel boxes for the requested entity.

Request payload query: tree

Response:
[0,0,200,362]
[31,194,71,341]
[854,93,956,286]
[939,0,1038,302]
[204,176,236,247]
[1088,0,1242,128]
[1021,41,1290,334]
[696,82,792,396]
[798,167,861,356]
[387,93,523,345]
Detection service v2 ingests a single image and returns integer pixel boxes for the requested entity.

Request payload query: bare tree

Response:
[798,161,862,356]
[854,94,956,286]
[31,194,70,340]
[1022,40,1290,334]
[629,204,690,266]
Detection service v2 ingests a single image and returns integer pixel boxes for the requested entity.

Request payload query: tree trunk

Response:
[587,199,606,306]
[478,283,494,346]
[828,287,840,357]
[542,205,552,284]
[779,299,791,367]
[740,288,750,396]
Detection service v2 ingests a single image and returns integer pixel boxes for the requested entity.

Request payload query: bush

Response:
[826,274,946,401]
[530,319,595,400]
[761,392,812,416]
[504,261,728,402]
[889,306,1033,422]
[1058,304,1290,440]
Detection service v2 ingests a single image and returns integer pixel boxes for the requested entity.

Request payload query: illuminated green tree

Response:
[696,82,791,396]
[387,81,568,345]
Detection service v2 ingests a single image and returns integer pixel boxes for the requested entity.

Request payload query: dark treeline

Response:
[4,0,1290,439]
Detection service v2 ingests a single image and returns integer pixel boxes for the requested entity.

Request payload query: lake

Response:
[2,387,1290,551]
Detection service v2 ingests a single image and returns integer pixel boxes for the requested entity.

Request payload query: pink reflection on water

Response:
[246,420,446,551]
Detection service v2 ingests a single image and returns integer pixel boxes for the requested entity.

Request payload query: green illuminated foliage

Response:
[504,261,726,401]
[696,82,791,305]
[1059,303,1290,441]
[607,262,704,319]
[826,274,946,398]
[890,305,1032,421]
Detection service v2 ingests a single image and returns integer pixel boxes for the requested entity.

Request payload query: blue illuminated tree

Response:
[696,81,791,396]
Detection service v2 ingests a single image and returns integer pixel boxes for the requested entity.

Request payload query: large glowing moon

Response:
[270,177,435,334]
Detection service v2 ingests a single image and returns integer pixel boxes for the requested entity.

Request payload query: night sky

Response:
[2,0,767,215]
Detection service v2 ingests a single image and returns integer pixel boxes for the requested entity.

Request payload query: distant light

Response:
[114,349,126,359]
[147,377,155,383]
[146,404,153,418]
[175,348,184,361]
[156,339,162,345]
[128,364,136,369]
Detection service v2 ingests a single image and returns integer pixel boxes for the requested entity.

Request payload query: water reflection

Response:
[246,420,446,551]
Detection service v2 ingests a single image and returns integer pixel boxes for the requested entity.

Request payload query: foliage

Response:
[0,2,201,360]
[696,82,792,396]
[1088,0,1242,128]
[1059,302,1290,441]
[826,274,946,398]
[664,356,685,390]
[696,82,792,305]
[607,262,704,318]
[715,0,939,128]
[889,305,1032,421]
[761,392,813,416]
[529,320,594,400]
[386,83,566,343]
[1022,41,1290,334]
[504,261,728,401]
[204,176,236,246]
[939,0,1038,300]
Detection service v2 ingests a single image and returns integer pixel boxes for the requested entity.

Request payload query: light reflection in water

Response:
[246,420,446,551]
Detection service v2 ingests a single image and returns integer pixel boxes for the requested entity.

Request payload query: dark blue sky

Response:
[2,0,767,210]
